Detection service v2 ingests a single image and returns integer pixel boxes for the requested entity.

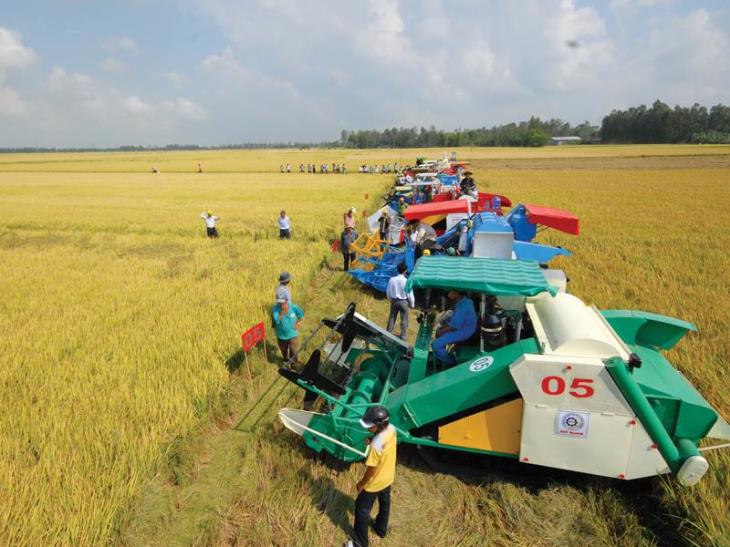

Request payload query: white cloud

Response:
[162,71,186,87]
[201,47,300,98]
[176,98,207,120]
[102,36,137,52]
[48,67,101,102]
[611,0,672,9]
[0,27,38,116]
[124,95,151,114]
[101,57,128,74]
[545,1,618,89]
[0,27,38,75]
[162,97,207,120]
[0,86,27,115]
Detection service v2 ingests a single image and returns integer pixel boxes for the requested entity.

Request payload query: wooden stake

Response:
[243,351,253,385]
[262,340,268,363]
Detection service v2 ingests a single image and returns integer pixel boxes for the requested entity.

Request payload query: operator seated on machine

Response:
[432,290,478,367]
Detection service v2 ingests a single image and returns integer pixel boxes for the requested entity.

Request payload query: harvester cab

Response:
[279,257,730,485]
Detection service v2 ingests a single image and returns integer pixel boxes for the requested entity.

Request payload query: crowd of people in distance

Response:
[358,162,400,174]
[276,162,405,174]
[279,163,349,174]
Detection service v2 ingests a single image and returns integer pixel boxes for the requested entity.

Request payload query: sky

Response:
[1,0,729,148]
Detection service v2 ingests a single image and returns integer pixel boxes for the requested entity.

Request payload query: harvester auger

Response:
[278,256,730,485]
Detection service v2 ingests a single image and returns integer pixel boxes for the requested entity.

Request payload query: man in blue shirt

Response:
[273,298,304,363]
[432,291,477,366]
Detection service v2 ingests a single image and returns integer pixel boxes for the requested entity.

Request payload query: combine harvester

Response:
[278,256,730,485]
[349,198,579,293]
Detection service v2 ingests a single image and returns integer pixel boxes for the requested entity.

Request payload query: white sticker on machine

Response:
[555,410,590,438]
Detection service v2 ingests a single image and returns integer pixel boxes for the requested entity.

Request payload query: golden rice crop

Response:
[1,146,729,546]
[0,165,378,545]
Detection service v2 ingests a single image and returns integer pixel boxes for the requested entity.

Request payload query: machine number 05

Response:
[541,376,595,398]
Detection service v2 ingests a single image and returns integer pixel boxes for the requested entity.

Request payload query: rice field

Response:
[0,146,729,546]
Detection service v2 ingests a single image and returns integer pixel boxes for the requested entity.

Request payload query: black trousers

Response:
[353,486,390,547]
[206,227,219,238]
[387,299,409,339]
[279,228,291,239]
[343,252,355,271]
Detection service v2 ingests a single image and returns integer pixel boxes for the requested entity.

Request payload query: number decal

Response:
[541,376,595,398]
[541,376,565,395]
[568,378,595,398]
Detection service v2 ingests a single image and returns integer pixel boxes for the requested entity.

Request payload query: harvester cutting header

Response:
[279,256,730,485]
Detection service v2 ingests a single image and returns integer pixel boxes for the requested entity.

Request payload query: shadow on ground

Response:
[301,467,353,537]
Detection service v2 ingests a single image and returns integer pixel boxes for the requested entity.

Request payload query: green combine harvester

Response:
[278,257,729,485]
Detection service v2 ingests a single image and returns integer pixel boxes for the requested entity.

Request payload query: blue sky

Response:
[1,0,728,147]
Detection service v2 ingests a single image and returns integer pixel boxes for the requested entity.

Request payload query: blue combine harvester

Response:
[348,204,579,294]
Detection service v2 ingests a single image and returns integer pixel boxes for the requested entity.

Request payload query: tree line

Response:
[600,101,730,144]
[340,117,599,149]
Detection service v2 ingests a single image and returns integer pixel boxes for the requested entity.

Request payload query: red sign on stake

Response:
[241,322,266,352]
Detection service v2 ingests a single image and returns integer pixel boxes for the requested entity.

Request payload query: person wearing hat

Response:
[276,271,292,304]
[343,207,357,229]
[200,211,219,238]
[340,225,359,271]
[344,405,397,547]
[272,296,304,363]
[459,171,477,198]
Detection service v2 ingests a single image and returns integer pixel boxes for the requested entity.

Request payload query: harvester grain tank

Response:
[278,256,730,485]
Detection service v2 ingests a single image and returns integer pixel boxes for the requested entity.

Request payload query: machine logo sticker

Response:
[469,356,495,372]
[555,410,590,438]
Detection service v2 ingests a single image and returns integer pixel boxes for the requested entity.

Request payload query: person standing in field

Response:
[343,405,397,547]
[341,226,358,271]
[276,271,292,305]
[386,263,414,340]
[197,163,203,173]
[278,210,291,239]
[343,207,357,229]
[272,298,304,363]
[200,211,219,238]
[377,211,390,242]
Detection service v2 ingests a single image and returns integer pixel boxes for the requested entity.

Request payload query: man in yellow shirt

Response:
[345,406,397,547]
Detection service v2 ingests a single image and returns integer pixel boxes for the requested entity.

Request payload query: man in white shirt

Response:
[409,220,437,258]
[413,221,437,245]
[278,210,291,239]
[386,263,415,340]
[200,211,219,238]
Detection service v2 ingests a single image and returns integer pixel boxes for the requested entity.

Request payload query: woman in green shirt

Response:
[272,299,304,363]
